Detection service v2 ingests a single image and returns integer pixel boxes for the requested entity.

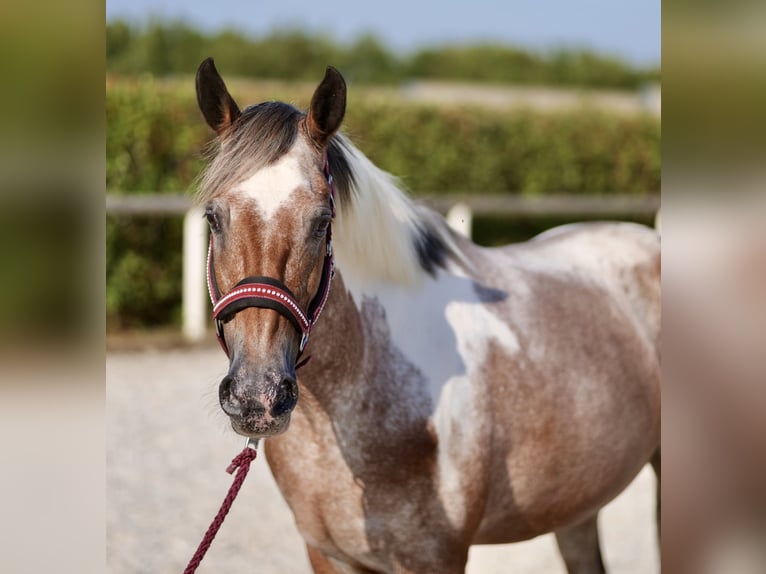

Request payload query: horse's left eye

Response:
[313,218,330,239]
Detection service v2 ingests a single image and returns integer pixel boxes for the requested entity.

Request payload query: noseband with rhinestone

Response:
[206,158,336,363]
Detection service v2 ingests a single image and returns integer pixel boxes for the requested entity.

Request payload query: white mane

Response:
[332,136,460,294]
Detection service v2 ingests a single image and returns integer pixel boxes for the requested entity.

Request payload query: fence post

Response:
[183,207,208,342]
[446,202,473,238]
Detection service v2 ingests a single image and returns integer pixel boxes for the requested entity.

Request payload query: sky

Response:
[106,0,660,66]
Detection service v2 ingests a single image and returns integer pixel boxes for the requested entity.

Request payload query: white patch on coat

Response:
[236,150,305,220]
[432,284,521,529]
[352,265,520,529]
[354,266,519,402]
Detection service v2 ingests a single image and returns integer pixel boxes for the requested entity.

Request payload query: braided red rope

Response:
[183,442,258,574]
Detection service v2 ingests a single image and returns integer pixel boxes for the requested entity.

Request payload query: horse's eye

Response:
[313,217,330,239]
[204,207,221,233]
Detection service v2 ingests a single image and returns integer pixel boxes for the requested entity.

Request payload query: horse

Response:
[194,58,661,574]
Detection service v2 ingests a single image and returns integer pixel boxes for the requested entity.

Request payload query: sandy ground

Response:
[107,346,659,573]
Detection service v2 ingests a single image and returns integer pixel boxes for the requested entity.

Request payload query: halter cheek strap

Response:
[207,159,336,363]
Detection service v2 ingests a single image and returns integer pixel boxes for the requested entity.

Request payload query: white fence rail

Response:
[107,193,660,342]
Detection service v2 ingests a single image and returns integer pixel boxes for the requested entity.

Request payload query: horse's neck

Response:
[330,139,462,295]
[301,269,439,436]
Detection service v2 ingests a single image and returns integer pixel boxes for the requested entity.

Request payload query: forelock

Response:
[196,101,304,203]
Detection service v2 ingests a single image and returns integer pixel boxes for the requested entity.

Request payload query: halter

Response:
[206,158,336,364]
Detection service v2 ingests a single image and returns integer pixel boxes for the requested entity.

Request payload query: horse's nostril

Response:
[220,375,233,396]
[270,377,298,418]
[219,375,242,417]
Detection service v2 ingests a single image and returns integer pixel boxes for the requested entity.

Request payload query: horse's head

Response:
[195,58,346,438]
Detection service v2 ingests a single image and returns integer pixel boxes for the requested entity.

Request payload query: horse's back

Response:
[524,221,660,349]
[463,220,661,351]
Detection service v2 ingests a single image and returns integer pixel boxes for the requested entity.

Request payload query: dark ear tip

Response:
[198,57,217,76]
[195,57,240,134]
[324,66,346,86]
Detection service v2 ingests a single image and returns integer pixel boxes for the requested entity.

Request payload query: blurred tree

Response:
[106,20,133,63]
[144,21,171,76]
[341,33,400,83]
[105,19,659,90]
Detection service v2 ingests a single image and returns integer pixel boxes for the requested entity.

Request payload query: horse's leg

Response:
[554,514,606,574]
[651,447,661,539]
[306,545,343,574]
[306,545,378,574]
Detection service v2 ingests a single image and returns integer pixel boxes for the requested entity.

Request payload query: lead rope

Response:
[182,439,259,574]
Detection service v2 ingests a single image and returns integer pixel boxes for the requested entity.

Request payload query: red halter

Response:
[206,158,336,365]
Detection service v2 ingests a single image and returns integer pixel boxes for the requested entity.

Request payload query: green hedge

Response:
[106,78,660,328]
[107,78,660,195]
[343,104,659,196]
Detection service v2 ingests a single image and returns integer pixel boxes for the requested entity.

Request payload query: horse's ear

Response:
[306,66,346,147]
[195,57,241,136]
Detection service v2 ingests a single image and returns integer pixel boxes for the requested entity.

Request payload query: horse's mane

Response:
[328,134,460,290]
[196,101,460,289]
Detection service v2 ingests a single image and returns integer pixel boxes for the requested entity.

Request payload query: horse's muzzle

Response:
[219,371,298,437]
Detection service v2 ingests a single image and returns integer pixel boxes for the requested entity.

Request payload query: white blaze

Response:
[237,151,305,220]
